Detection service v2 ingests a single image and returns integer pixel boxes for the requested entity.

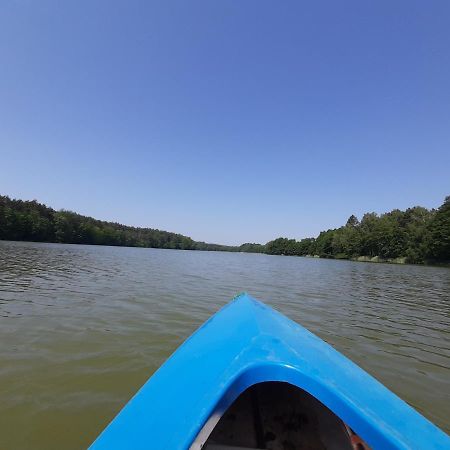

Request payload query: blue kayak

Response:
[90,293,449,449]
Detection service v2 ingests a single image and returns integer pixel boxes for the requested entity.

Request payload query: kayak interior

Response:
[191,381,366,450]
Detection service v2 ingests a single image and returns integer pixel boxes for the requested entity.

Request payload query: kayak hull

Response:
[89,293,449,449]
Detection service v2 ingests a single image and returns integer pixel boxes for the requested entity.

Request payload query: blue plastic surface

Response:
[89,293,449,449]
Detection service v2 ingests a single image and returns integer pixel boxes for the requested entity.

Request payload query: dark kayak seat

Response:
[201,382,356,450]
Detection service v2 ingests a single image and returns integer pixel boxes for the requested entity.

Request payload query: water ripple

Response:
[0,241,449,449]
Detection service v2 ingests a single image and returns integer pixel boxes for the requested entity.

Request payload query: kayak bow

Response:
[89,293,449,450]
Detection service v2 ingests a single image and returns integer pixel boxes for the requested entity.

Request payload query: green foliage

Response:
[265,238,298,255]
[263,197,449,264]
[331,225,361,257]
[1,195,449,264]
[194,241,238,252]
[0,196,236,252]
[426,196,450,261]
[238,243,266,253]
[346,215,359,227]
[0,198,54,242]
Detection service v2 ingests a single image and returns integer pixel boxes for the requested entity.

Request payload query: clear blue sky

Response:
[1,1,449,245]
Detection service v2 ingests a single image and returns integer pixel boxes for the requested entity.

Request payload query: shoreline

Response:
[2,239,449,268]
[303,254,450,268]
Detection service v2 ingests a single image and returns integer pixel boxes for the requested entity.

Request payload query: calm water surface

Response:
[0,240,449,449]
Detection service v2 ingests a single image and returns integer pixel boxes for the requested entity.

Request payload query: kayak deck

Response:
[89,294,450,450]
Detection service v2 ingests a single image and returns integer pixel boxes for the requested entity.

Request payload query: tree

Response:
[346,215,359,227]
[426,196,450,262]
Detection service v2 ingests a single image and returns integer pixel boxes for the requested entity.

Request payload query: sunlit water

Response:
[0,240,449,449]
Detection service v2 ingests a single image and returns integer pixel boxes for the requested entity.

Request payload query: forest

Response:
[0,195,235,252]
[0,195,448,264]
[264,196,450,264]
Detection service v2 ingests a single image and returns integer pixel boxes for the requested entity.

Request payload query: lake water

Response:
[0,240,449,449]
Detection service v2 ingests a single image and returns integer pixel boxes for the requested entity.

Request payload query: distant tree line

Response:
[264,196,450,264]
[0,195,448,264]
[0,195,236,251]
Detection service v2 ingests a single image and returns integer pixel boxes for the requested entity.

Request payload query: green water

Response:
[0,240,449,449]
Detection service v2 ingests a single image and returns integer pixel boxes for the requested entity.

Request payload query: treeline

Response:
[1,195,448,264]
[264,197,450,264]
[0,195,236,252]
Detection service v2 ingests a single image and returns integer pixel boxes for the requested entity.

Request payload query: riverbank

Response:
[301,254,450,268]
[305,254,406,264]
[352,255,407,264]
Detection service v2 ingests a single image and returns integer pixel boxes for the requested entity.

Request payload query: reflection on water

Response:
[0,240,449,449]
